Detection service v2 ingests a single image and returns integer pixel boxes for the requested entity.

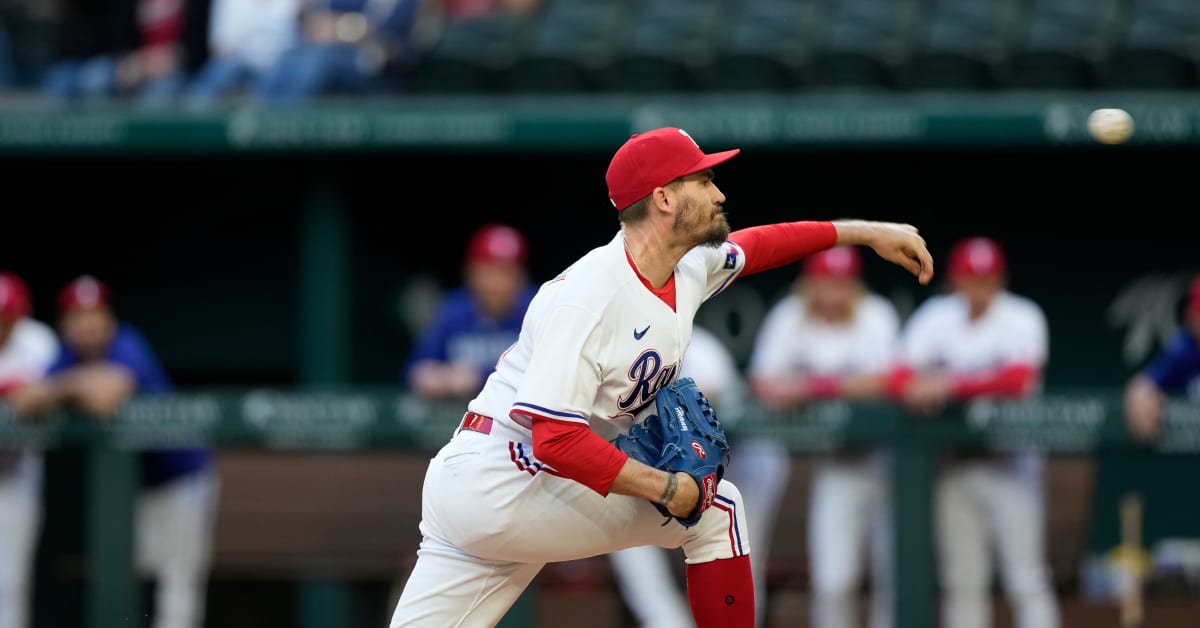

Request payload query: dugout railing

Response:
[6,388,1198,628]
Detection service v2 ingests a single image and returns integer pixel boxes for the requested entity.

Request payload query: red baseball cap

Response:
[465,224,528,266]
[1188,276,1200,317]
[947,237,1007,279]
[605,127,740,211]
[803,246,862,279]
[58,275,112,314]
[0,271,31,321]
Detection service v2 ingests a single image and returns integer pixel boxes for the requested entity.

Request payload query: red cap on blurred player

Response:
[605,127,740,211]
[465,224,528,266]
[0,272,31,321]
[1188,277,1200,317]
[803,246,862,279]
[947,237,1007,279]
[58,275,111,314]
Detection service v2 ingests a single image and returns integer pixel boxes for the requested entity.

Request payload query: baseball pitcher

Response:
[390,126,934,628]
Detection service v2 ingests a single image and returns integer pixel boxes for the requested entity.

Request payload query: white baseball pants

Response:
[936,455,1060,628]
[808,453,893,628]
[137,467,219,628]
[391,418,751,628]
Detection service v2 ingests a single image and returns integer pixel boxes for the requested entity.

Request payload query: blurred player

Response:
[404,223,535,400]
[1124,276,1200,441]
[390,126,934,627]
[16,276,218,628]
[747,246,900,628]
[889,237,1059,628]
[607,324,745,628]
[0,272,59,628]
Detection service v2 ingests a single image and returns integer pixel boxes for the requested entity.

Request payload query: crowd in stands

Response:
[0,0,1195,107]
[0,0,540,107]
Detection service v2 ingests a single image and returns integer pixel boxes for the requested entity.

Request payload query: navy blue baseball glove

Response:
[613,377,731,527]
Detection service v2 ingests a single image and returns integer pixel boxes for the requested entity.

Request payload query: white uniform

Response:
[391,232,753,627]
[748,291,899,628]
[0,319,59,628]
[607,325,748,628]
[900,290,1059,628]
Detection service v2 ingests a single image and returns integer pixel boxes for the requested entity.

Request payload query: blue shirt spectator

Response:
[47,274,220,628]
[404,284,535,381]
[1124,276,1200,441]
[47,275,211,488]
[1142,328,1200,396]
[405,223,534,399]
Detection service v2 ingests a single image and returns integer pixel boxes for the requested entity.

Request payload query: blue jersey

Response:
[50,324,211,488]
[403,285,535,387]
[1143,328,1200,398]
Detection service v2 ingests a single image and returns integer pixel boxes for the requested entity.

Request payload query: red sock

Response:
[686,555,755,628]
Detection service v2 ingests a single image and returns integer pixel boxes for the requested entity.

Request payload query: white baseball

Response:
[1087,108,1134,145]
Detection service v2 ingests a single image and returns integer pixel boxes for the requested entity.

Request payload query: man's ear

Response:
[651,186,672,214]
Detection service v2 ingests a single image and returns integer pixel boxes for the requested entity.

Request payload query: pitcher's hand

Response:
[834,220,934,285]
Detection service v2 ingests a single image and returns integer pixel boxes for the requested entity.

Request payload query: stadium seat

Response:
[808,0,926,89]
[505,0,629,93]
[903,0,1026,89]
[1006,0,1126,89]
[1106,0,1200,88]
[705,0,829,91]
[411,10,532,93]
[604,0,726,92]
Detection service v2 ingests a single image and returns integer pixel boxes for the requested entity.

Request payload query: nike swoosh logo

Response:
[634,325,650,340]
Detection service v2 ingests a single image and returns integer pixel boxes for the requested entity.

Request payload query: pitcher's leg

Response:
[391,534,543,628]
[724,438,791,627]
[681,481,754,628]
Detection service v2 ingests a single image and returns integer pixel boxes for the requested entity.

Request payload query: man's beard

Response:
[674,198,730,248]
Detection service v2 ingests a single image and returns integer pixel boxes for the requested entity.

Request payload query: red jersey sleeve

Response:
[951,364,1040,400]
[728,221,838,277]
[530,417,628,496]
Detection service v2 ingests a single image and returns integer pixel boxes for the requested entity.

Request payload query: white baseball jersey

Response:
[472,231,746,442]
[899,291,1048,377]
[748,292,900,379]
[0,319,58,390]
